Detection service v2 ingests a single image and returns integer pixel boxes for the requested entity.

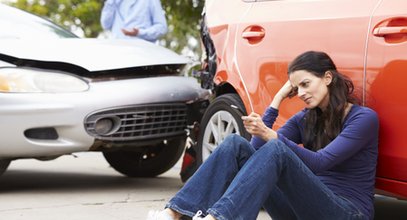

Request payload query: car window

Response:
[0,4,77,39]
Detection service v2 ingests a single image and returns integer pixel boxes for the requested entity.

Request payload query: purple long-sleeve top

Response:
[251,105,379,219]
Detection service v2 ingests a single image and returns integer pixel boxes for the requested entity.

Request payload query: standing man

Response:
[100,0,168,42]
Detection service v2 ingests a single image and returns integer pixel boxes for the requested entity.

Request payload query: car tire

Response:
[0,160,11,176]
[103,137,186,177]
[196,93,251,165]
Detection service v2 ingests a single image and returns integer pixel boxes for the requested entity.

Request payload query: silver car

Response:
[0,4,210,177]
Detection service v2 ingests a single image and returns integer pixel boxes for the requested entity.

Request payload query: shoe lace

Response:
[192,210,203,219]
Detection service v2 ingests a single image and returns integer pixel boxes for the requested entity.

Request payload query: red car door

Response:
[366,0,407,198]
[232,0,380,128]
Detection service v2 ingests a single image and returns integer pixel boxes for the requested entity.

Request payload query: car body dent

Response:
[0,76,210,158]
[0,2,211,176]
[0,39,190,72]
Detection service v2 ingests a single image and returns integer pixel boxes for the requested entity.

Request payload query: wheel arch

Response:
[215,82,252,114]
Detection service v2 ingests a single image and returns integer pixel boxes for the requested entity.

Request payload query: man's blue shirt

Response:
[101,0,168,42]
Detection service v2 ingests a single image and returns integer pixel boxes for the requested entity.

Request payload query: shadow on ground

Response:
[0,169,182,193]
[374,196,407,220]
[0,169,406,219]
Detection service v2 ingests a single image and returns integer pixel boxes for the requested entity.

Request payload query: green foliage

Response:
[161,0,204,56]
[4,0,204,57]
[10,0,103,38]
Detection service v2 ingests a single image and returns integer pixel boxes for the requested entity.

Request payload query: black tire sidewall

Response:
[0,160,10,176]
[103,137,185,177]
[196,94,251,165]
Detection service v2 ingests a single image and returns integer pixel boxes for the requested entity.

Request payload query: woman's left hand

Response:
[270,80,295,109]
[242,112,277,141]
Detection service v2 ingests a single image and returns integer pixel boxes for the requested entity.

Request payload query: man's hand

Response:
[122,28,139,36]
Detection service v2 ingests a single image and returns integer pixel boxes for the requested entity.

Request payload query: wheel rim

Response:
[202,110,241,161]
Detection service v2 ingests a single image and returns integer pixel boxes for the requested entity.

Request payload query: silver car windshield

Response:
[0,4,77,39]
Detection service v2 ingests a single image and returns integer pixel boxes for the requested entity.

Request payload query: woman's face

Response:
[289,70,332,110]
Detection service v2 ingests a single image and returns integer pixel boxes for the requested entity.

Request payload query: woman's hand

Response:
[270,80,295,109]
[242,112,277,141]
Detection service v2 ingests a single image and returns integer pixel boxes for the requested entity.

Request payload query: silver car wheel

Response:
[201,110,241,161]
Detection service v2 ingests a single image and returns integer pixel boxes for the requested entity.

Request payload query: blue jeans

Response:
[166,134,366,220]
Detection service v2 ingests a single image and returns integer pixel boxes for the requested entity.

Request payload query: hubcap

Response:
[202,110,240,161]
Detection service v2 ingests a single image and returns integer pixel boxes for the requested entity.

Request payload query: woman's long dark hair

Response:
[288,51,358,151]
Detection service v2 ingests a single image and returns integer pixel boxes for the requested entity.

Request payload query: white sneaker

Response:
[192,210,204,220]
[147,210,174,220]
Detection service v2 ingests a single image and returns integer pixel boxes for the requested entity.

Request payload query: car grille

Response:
[84,103,188,141]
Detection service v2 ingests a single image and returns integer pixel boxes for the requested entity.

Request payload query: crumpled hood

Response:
[0,38,190,72]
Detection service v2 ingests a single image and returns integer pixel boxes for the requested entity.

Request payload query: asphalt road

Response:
[0,153,405,220]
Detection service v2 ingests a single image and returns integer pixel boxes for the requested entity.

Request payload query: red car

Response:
[194,0,407,199]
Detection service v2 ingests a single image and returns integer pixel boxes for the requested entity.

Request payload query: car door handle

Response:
[373,26,407,37]
[242,31,265,39]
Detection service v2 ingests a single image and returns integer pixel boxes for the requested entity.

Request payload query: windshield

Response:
[0,4,78,39]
